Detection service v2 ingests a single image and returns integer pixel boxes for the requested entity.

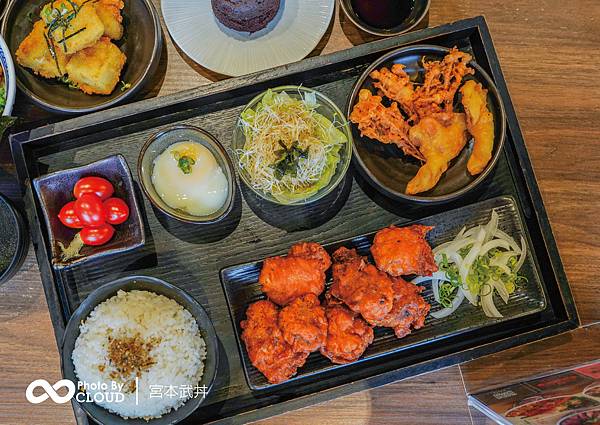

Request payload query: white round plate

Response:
[161,0,335,77]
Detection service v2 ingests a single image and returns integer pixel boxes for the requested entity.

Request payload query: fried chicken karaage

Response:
[279,294,327,353]
[406,112,468,195]
[330,247,395,325]
[259,242,331,306]
[371,225,438,276]
[460,80,495,175]
[349,89,424,160]
[371,277,430,338]
[320,304,374,364]
[241,300,309,384]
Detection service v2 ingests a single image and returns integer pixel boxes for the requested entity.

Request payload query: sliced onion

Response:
[411,271,449,285]
[483,209,499,244]
[491,279,509,304]
[431,289,465,319]
[494,229,522,253]
[480,288,503,318]
[431,279,440,303]
[479,239,512,257]
[514,236,527,273]
[460,286,478,305]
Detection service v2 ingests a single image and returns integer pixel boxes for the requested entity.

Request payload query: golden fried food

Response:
[370,64,415,120]
[259,242,331,306]
[279,294,327,353]
[406,112,468,195]
[372,277,430,338]
[320,304,374,364]
[94,0,125,40]
[241,300,309,384]
[371,225,438,276]
[66,37,126,95]
[460,80,495,175]
[412,48,474,119]
[349,89,424,160]
[16,20,69,79]
[41,1,105,54]
[330,247,395,325]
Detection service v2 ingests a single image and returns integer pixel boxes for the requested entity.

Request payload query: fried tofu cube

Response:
[66,37,126,95]
[16,20,69,79]
[94,0,124,40]
[41,0,104,54]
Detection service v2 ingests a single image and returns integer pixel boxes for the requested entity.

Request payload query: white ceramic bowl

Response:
[0,33,15,116]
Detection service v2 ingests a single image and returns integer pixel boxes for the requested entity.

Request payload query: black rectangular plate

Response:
[9,16,578,425]
[222,196,547,391]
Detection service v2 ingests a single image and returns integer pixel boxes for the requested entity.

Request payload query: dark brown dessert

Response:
[211,0,281,33]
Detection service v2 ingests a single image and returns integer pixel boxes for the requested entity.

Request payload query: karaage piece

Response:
[330,247,395,325]
[370,63,415,119]
[412,48,475,119]
[94,0,125,40]
[241,300,309,384]
[460,80,495,175]
[16,20,69,79]
[406,112,468,195]
[320,304,374,364]
[371,225,438,277]
[350,89,424,160]
[372,277,430,338]
[259,242,331,306]
[66,37,126,95]
[41,1,105,54]
[279,294,327,353]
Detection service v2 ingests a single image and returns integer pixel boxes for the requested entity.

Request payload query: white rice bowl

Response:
[72,290,207,419]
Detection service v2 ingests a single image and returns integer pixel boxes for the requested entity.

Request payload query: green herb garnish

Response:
[119,81,132,92]
[272,140,309,181]
[177,156,195,174]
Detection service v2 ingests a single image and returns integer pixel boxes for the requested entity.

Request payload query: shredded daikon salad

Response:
[237,89,347,203]
[412,210,528,319]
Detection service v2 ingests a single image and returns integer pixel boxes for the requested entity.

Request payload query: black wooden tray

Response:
[10,16,578,425]
[222,196,547,391]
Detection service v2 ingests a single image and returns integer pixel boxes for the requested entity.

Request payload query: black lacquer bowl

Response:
[1,0,162,114]
[347,45,506,204]
[61,275,219,425]
[340,0,430,37]
[0,194,28,286]
[32,154,145,268]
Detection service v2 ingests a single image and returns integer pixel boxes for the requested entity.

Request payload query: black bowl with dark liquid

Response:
[340,0,430,37]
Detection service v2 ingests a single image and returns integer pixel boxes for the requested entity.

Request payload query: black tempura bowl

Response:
[61,275,219,425]
[347,45,507,204]
[1,0,162,114]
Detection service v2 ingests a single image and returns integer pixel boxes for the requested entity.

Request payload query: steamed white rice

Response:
[72,290,207,419]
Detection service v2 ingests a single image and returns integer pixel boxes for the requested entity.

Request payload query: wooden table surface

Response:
[1,0,599,424]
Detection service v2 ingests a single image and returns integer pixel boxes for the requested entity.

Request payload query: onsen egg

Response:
[151,141,228,216]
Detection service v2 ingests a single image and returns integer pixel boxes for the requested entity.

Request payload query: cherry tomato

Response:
[74,177,114,200]
[80,224,115,246]
[103,197,129,225]
[58,201,83,228]
[75,194,106,226]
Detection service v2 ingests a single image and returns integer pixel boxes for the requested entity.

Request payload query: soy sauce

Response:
[351,0,415,29]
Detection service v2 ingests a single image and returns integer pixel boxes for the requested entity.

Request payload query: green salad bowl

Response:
[232,85,353,206]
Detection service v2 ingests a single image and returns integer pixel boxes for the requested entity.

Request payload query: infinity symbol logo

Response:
[25,379,76,404]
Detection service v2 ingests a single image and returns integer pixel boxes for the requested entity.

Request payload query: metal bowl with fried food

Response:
[346,45,506,204]
[1,0,162,114]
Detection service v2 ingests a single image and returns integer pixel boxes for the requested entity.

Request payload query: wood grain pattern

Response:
[0,0,599,424]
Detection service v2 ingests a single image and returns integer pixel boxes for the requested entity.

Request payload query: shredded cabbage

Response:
[237,89,346,202]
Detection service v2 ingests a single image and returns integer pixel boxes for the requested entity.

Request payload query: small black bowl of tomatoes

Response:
[33,155,145,268]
